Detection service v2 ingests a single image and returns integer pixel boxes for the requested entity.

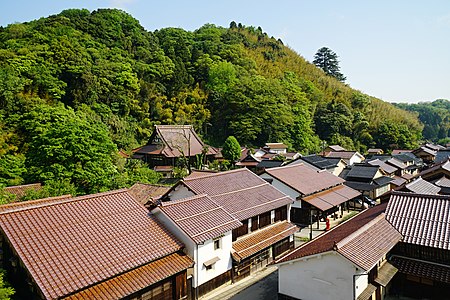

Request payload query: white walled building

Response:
[275,203,402,300]
[153,194,242,297]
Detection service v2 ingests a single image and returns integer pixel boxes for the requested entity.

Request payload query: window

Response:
[214,239,220,250]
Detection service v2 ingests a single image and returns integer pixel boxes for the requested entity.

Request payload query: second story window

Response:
[214,239,220,250]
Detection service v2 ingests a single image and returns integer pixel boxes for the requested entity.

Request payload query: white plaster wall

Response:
[349,155,364,166]
[259,173,300,208]
[278,252,366,300]
[168,184,195,200]
[196,232,233,286]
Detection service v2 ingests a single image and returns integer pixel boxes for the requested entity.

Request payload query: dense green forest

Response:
[394,99,450,144]
[0,8,425,195]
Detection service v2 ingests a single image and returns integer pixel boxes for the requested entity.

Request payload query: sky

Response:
[1,0,450,103]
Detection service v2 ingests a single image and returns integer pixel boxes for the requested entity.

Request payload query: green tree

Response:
[0,270,14,299]
[23,105,118,194]
[222,136,241,162]
[313,47,346,82]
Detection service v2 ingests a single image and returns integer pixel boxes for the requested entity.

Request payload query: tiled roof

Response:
[433,176,450,188]
[357,284,377,300]
[264,164,344,196]
[275,203,388,264]
[391,149,413,155]
[3,183,42,200]
[425,143,445,151]
[303,185,360,211]
[436,151,450,163]
[387,158,407,169]
[413,146,436,156]
[66,252,193,300]
[391,176,407,187]
[386,192,450,249]
[336,214,402,271]
[367,148,383,153]
[182,168,293,221]
[128,183,171,206]
[344,181,377,192]
[265,142,288,149]
[159,194,242,244]
[373,176,394,186]
[0,195,72,214]
[300,154,342,170]
[391,255,450,283]
[368,159,398,174]
[374,261,398,286]
[419,160,450,177]
[404,177,440,195]
[256,160,284,168]
[0,189,184,299]
[326,151,361,160]
[133,125,217,158]
[346,165,379,181]
[232,221,298,261]
[183,168,264,196]
[328,145,346,151]
[186,170,220,179]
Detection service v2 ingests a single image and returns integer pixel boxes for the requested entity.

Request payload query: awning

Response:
[356,283,377,300]
[203,256,220,267]
[391,256,450,284]
[232,221,298,262]
[303,185,361,211]
[374,261,398,286]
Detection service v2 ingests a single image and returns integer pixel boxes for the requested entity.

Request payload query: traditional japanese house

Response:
[325,151,365,166]
[160,168,298,284]
[275,203,402,300]
[153,194,242,298]
[132,125,218,168]
[128,182,171,208]
[342,164,393,200]
[1,183,42,201]
[386,192,450,298]
[260,164,360,227]
[0,189,193,300]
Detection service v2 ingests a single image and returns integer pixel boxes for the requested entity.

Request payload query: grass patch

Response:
[338,211,358,224]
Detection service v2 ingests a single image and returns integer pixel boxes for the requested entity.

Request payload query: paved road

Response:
[230,270,278,300]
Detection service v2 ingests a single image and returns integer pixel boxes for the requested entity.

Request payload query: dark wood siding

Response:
[251,216,259,231]
[275,206,287,222]
[232,219,248,241]
[259,212,271,228]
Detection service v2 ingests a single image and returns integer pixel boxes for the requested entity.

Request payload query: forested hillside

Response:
[394,99,450,144]
[0,8,424,193]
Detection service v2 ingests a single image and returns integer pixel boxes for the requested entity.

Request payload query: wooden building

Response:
[132,125,218,168]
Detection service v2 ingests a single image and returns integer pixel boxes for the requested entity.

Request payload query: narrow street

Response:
[230,270,278,300]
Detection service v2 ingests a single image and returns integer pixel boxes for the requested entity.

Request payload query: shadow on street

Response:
[230,270,278,300]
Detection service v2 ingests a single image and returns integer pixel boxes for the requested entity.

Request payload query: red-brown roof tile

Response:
[326,151,363,160]
[303,185,361,211]
[275,203,388,264]
[159,194,242,244]
[65,252,193,300]
[386,192,450,250]
[264,164,344,196]
[232,221,298,261]
[336,214,402,271]
[0,189,184,299]
[391,256,450,283]
[181,168,293,221]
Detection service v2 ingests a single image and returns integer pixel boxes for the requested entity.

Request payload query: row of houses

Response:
[0,159,369,299]
[275,191,450,300]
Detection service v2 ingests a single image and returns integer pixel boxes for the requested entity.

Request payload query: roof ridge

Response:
[0,189,130,215]
[184,168,248,181]
[191,219,241,238]
[3,183,41,190]
[160,193,210,206]
[391,191,450,200]
[336,213,385,249]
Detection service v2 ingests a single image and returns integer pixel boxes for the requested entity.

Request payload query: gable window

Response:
[214,239,221,250]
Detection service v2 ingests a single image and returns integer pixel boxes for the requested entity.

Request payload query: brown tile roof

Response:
[186,170,220,179]
[420,160,450,177]
[181,168,293,221]
[265,142,288,149]
[128,183,171,206]
[264,164,344,196]
[336,213,402,271]
[232,221,298,262]
[391,176,407,187]
[326,151,363,160]
[0,195,72,214]
[159,194,242,244]
[391,255,450,284]
[386,192,450,250]
[391,149,413,155]
[275,203,388,264]
[328,145,347,152]
[0,189,184,299]
[66,252,193,300]
[303,185,361,211]
[3,183,42,200]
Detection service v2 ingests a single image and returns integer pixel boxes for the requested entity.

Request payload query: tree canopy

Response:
[313,47,346,82]
[0,9,425,194]
[222,136,241,162]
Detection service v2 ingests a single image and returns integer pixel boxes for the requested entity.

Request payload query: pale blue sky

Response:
[1,0,450,103]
